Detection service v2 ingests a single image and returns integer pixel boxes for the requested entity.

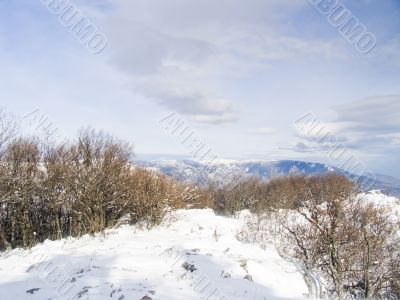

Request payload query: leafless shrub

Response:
[0,128,214,250]
[229,173,400,299]
[211,175,304,215]
[275,174,399,300]
[0,107,18,158]
[0,137,41,249]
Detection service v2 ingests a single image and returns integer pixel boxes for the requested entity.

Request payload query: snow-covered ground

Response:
[0,209,308,300]
[362,190,400,211]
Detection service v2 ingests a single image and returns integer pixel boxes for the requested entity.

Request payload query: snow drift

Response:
[0,209,308,300]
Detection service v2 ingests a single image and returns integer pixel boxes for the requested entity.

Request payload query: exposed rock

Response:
[26,288,40,294]
[182,262,197,272]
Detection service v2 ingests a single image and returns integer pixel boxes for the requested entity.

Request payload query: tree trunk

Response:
[364,240,371,300]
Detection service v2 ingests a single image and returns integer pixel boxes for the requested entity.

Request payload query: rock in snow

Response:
[0,209,308,300]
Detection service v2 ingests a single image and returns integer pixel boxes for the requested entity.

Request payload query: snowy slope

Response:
[360,190,400,220]
[0,209,308,300]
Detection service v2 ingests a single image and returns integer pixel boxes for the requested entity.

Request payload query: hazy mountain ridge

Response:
[137,160,400,197]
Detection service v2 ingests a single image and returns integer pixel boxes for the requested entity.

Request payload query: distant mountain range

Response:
[137,160,400,197]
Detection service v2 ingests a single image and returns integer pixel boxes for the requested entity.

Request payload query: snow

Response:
[362,190,400,207]
[360,190,400,220]
[0,209,308,300]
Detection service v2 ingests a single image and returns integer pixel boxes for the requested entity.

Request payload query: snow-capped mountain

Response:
[136,160,400,197]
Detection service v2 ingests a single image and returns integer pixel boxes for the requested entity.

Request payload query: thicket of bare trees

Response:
[0,117,212,250]
[211,175,303,215]
[278,175,400,299]
[227,174,400,300]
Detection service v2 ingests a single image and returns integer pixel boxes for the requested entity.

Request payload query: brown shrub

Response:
[0,128,214,250]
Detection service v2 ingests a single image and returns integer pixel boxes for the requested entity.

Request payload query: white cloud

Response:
[249,127,276,135]
[85,0,349,124]
[291,96,400,154]
[334,95,400,126]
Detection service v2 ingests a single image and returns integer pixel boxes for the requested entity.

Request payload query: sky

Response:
[0,0,399,178]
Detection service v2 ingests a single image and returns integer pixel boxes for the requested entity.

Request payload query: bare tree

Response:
[276,174,400,299]
[0,108,18,158]
[0,126,214,250]
[0,108,19,249]
[0,137,42,248]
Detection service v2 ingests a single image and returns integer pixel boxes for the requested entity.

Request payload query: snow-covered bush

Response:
[211,175,300,216]
[0,128,213,250]
[238,174,400,300]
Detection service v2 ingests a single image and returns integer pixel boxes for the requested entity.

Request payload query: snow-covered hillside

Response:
[0,209,308,300]
[136,160,400,197]
[137,159,333,187]
[360,190,400,220]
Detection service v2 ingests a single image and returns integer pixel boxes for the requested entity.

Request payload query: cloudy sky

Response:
[0,0,399,177]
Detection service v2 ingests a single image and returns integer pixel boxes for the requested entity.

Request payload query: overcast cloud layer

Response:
[0,0,399,177]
